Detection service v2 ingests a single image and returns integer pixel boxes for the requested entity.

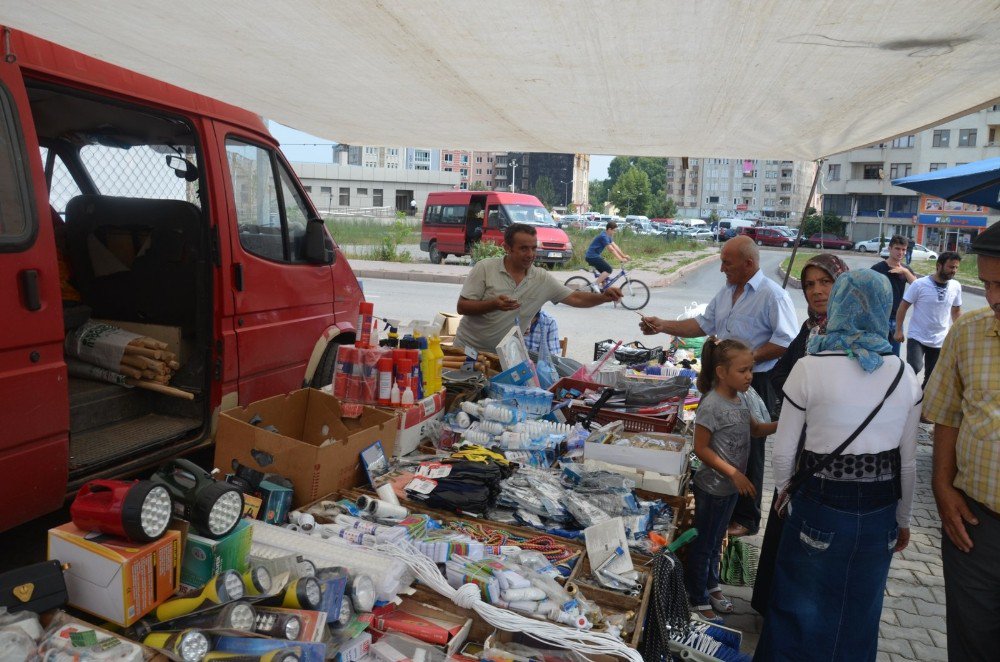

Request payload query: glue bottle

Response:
[377,356,393,405]
[356,302,375,348]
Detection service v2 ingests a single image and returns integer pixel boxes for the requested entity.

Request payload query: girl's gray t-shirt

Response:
[694,390,755,496]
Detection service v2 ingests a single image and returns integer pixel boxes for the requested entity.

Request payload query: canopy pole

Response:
[782,159,825,289]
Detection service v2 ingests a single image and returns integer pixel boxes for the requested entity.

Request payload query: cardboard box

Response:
[215,389,397,507]
[584,432,690,475]
[180,519,252,588]
[378,389,445,457]
[363,598,471,657]
[583,458,688,496]
[434,312,462,336]
[47,524,180,626]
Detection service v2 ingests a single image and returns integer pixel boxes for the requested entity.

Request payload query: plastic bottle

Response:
[409,348,423,400]
[401,384,415,407]
[428,333,444,392]
[377,356,393,405]
[390,381,401,406]
[356,302,375,348]
[395,359,412,406]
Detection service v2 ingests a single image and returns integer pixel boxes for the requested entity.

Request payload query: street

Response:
[363,249,987,366]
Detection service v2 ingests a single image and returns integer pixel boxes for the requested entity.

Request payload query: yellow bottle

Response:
[428,333,444,393]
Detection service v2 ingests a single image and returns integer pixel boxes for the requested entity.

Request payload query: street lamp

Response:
[560,180,570,207]
[510,160,518,193]
[877,208,886,251]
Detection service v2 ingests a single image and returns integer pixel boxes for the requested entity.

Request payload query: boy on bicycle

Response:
[585,221,631,289]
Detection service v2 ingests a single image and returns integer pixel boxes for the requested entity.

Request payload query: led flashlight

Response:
[153,602,257,634]
[241,566,272,597]
[143,629,211,662]
[261,577,322,611]
[70,479,173,542]
[346,574,376,613]
[155,570,245,622]
[151,459,244,539]
[253,609,303,640]
[330,596,354,628]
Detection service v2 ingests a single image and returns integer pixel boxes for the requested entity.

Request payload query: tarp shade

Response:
[3,0,1000,160]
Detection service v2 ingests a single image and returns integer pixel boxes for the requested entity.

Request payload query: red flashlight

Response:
[71,479,173,542]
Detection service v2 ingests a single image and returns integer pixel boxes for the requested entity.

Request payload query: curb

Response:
[647,253,721,288]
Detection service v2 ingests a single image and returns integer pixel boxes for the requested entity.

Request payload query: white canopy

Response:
[4,1,1000,160]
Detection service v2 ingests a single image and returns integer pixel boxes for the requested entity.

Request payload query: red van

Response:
[419,191,573,265]
[0,29,364,532]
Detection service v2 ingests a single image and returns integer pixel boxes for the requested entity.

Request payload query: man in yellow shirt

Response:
[923,221,1000,662]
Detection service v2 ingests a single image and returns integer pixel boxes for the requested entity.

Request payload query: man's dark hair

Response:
[606,221,618,230]
[503,222,536,247]
[889,234,908,247]
[937,251,962,266]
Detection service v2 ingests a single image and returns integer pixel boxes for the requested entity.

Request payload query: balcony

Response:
[844,178,887,194]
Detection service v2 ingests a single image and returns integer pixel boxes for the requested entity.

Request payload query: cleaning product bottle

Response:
[428,333,444,393]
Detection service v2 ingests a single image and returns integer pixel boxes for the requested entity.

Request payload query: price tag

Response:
[421,395,437,417]
[416,463,451,479]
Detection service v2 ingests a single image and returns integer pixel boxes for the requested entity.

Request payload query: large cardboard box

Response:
[584,432,690,475]
[47,523,181,626]
[215,389,396,507]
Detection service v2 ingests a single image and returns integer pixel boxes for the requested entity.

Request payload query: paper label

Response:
[417,463,452,479]
[421,395,437,417]
[70,630,98,647]
[405,477,438,494]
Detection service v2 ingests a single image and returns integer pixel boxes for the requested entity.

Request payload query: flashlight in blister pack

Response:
[155,570,245,622]
[143,629,211,662]
[259,577,322,611]
[241,566,273,597]
[148,602,257,636]
[315,566,374,614]
[252,609,303,640]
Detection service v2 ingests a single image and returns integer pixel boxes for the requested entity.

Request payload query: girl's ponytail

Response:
[697,337,718,394]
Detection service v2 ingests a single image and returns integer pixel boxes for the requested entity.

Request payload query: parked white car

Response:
[854,237,884,252]
[689,228,716,241]
[879,243,939,260]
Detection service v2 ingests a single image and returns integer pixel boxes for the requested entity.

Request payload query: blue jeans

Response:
[686,483,738,607]
[755,477,898,661]
[887,319,901,356]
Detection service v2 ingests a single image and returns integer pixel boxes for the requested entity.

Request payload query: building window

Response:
[890,135,915,148]
[460,168,468,176]
[461,155,469,164]
[320,186,332,194]
[304,185,313,193]
[827,164,841,181]
[339,187,350,206]
[707,196,719,203]
[415,150,430,159]
[476,168,482,174]
[959,129,977,147]
[444,167,452,172]
[928,162,947,171]
[415,165,429,170]
[888,163,912,179]
[444,154,453,162]
[460,182,468,190]
[890,196,918,214]
[932,130,950,147]
[487,169,493,175]
[388,148,398,156]
[357,188,368,196]
[862,164,883,180]
[373,188,383,206]
[476,156,483,162]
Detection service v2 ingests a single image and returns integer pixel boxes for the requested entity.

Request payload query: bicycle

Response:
[563,265,650,310]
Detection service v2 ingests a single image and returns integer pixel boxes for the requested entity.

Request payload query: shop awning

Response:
[4,1,1000,160]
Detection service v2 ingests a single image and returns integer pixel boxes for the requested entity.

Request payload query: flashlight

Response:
[155,570,245,622]
[152,459,244,539]
[203,648,301,662]
[253,609,303,640]
[143,629,211,662]
[241,566,272,597]
[260,577,322,611]
[329,595,354,629]
[153,602,257,635]
[346,574,376,613]
[70,479,173,542]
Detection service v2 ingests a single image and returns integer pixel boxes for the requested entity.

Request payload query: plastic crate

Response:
[593,339,664,365]
[548,377,605,401]
[565,400,679,433]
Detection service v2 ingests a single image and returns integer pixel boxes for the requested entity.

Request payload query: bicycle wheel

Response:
[619,277,650,310]
[564,276,593,292]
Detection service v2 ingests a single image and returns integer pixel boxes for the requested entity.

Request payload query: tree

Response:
[533,175,556,209]
[469,180,487,191]
[607,156,668,203]
[648,195,678,219]
[708,210,720,224]
[609,166,651,216]
[800,207,846,238]
[566,203,577,214]
[589,178,609,209]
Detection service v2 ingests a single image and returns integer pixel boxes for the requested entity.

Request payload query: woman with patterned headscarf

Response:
[751,253,849,616]
[753,270,922,662]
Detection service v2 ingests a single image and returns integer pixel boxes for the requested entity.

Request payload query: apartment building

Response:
[501,152,590,210]
[666,158,817,222]
[821,105,1000,249]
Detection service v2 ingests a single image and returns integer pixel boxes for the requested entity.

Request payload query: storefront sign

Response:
[917,213,988,228]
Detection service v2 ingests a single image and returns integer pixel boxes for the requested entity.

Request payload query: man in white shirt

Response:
[895,251,963,389]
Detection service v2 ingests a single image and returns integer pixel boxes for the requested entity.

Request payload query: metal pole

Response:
[782,159,824,289]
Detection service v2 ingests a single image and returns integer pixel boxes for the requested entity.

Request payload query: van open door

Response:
[0,56,70,531]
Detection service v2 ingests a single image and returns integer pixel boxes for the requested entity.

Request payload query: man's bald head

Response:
[720,235,760,286]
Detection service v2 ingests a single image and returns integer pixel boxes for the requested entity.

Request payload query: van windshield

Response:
[501,204,556,227]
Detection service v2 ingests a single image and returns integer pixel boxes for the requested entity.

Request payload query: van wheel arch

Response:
[428,241,442,264]
[306,330,356,388]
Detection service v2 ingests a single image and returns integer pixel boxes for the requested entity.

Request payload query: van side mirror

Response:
[304,217,334,264]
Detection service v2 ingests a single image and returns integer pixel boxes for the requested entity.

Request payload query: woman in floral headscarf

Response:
[754,270,921,662]
[751,253,849,616]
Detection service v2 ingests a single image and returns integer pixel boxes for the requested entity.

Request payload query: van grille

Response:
[540,242,565,249]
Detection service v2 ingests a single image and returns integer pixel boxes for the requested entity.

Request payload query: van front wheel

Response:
[428,241,442,264]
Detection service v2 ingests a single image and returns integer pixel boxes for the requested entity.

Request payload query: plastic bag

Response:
[535,340,559,390]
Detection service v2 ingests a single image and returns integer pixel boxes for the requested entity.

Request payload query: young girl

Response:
[687,338,777,621]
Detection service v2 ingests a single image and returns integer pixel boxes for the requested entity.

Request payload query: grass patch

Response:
[779,249,824,279]
[555,228,705,271]
[325,217,421,246]
[908,255,982,287]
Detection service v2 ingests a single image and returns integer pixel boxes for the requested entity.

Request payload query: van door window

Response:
[0,84,34,247]
[39,148,82,219]
[80,144,200,206]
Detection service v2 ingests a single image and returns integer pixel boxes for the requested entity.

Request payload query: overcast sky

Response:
[269,121,613,180]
